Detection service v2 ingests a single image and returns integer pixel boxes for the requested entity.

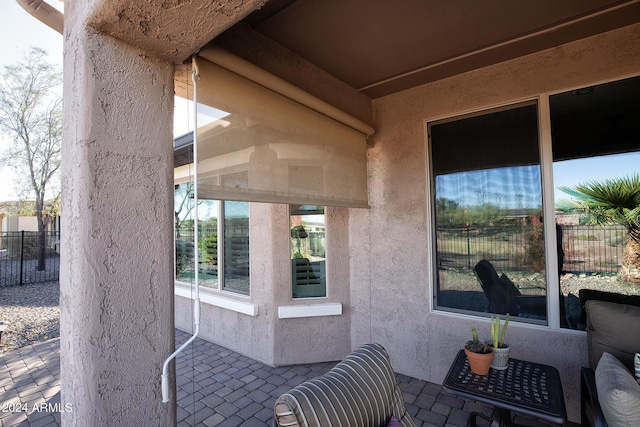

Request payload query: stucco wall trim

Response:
[432,308,587,337]
[175,283,258,316]
[278,303,343,319]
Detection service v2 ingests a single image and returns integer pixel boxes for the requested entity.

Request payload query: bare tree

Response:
[175,182,195,234]
[0,47,62,271]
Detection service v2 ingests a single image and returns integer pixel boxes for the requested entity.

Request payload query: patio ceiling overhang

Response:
[85,0,269,64]
[86,0,640,98]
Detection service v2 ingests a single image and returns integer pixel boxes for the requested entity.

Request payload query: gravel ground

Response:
[0,281,60,353]
[0,273,638,354]
[440,268,640,296]
[560,271,640,296]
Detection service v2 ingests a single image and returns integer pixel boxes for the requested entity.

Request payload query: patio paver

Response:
[1,330,564,426]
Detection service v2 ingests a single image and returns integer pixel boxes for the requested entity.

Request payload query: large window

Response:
[429,75,640,327]
[174,183,250,295]
[290,205,326,298]
[551,76,640,329]
[429,102,547,323]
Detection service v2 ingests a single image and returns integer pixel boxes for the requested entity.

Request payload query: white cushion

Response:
[595,352,640,427]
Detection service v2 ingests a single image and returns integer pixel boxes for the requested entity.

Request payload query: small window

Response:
[174,183,250,295]
[222,201,250,294]
[290,205,326,298]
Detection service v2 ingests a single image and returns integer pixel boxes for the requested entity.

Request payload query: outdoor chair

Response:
[474,260,547,318]
[474,260,520,315]
[274,343,416,427]
[581,299,640,426]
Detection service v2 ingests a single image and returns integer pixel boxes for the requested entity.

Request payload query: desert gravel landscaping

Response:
[0,281,59,352]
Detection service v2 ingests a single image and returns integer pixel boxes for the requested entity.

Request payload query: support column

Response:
[60,3,176,425]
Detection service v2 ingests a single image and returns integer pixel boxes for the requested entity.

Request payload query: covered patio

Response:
[15,0,640,425]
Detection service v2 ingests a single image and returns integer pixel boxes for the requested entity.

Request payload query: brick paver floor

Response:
[2,329,565,427]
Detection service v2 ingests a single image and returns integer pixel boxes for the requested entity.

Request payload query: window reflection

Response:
[174,184,250,295]
[174,183,220,289]
[222,201,250,294]
[430,102,547,323]
[290,205,326,298]
[551,76,640,329]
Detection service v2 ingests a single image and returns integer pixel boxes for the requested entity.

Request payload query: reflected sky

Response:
[436,165,542,209]
[553,152,640,202]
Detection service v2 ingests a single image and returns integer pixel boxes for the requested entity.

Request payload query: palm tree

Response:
[557,174,640,284]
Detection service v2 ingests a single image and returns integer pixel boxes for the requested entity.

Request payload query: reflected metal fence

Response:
[2,223,622,287]
[562,224,626,273]
[436,224,625,273]
[0,231,60,286]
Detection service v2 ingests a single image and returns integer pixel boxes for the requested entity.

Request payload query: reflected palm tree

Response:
[557,174,640,283]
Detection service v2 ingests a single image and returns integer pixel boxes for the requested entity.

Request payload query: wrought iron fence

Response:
[0,231,60,286]
[1,223,622,286]
[436,224,625,273]
[562,224,626,273]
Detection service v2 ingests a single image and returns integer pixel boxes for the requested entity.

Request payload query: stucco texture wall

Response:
[61,1,176,425]
[175,203,352,367]
[175,203,276,365]
[351,23,640,423]
[272,206,352,366]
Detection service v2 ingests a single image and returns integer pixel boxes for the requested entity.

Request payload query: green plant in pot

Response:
[489,314,510,371]
[464,327,494,375]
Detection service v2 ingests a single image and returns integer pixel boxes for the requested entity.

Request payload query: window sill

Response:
[174,283,258,317]
[278,303,342,319]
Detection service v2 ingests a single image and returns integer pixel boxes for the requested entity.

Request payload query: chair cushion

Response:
[586,300,640,370]
[274,343,415,427]
[579,289,640,327]
[595,352,640,427]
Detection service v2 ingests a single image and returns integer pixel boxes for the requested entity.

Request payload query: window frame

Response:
[289,205,328,300]
[173,184,251,297]
[220,200,250,295]
[427,99,548,325]
[427,73,640,329]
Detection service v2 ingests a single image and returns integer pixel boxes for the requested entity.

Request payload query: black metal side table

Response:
[442,350,567,427]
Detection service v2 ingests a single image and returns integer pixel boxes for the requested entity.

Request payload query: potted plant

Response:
[464,327,494,375]
[489,314,510,370]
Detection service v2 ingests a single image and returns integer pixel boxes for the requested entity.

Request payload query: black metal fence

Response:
[562,224,626,273]
[437,224,626,273]
[0,231,60,286]
[2,223,622,285]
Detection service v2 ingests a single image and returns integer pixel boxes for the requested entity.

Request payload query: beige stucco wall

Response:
[0,216,38,232]
[2,216,18,232]
[351,23,640,423]
[61,1,176,425]
[175,203,352,366]
[17,216,38,232]
[272,206,352,365]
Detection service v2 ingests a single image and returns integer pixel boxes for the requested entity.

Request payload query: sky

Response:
[0,1,64,201]
[0,1,200,203]
[553,152,640,202]
[436,152,640,210]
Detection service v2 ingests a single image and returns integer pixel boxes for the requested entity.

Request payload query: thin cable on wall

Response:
[161,55,201,403]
